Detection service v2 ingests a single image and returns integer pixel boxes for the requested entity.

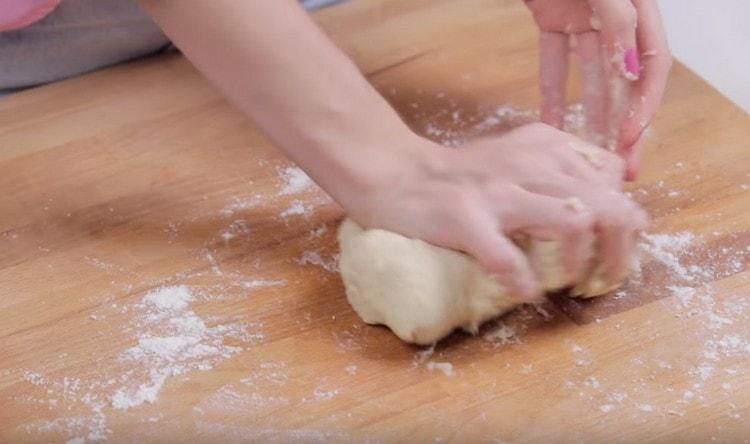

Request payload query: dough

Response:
[338,218,630,345]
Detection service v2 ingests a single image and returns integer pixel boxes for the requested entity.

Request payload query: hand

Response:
[523,0,672,180]
[348,123,647,301]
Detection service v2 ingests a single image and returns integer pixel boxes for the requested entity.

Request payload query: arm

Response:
[138,0,423,215]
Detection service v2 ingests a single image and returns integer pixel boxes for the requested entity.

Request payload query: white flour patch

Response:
[240,279,286,290]
[278,166,314,195]
[313,386,340,401]
[280,200,312,218]
[297,250,338,273]
[668,286,697,307]
[640,232,696,282]
[112,285,255,410]
[483,323,518,345]
[310,225,328,238]
[198,385,290,415]
[421,103,586,148]
[219,220,251,242]
[221,195,265,216]
[426,361,455,377]
[18,285,261,442]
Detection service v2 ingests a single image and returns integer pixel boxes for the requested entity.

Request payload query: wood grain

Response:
[1,0,749,442]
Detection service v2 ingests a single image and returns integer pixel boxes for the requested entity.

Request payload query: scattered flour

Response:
[297,250,338,273]
[241,279,286,289]
[219,220,251,242]
[280,200,312,218]
[426,361,455,377]
[313,386,340,401]
[112,285,253,410]
[668,286,697,307]
[278,166,314,195]
[422,103,584,148]
[483,323,518,345]
[221,195,265,216]
[640,232,696,282]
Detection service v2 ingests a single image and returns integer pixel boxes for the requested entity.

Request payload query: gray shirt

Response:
[0,0,343,93]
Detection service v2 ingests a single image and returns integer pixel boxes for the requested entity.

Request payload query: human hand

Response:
[523,0,672,179]
[347,123,647,301]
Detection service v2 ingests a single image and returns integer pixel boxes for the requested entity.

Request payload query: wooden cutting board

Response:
[1,0,749,442]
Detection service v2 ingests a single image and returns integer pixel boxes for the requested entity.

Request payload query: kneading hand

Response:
[348,123,647,301]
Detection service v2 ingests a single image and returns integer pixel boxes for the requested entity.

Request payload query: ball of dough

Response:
[337,218,628,345]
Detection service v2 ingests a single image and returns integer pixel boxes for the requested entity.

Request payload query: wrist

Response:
[332,133,444,224]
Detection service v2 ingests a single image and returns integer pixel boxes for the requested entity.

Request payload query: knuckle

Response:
[599,200,643,232]
[561,211,595,237]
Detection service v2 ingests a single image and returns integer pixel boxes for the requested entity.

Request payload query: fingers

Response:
[576,31,609,145]
[539,32,570,129]
[501,189,596,284]
[587,0,638,151]
[588,0,639,79]
[593,196,648,283]
[619,0,672,150]
[462,216,541,301]
[621,134,643,180]
[560,139,626,186]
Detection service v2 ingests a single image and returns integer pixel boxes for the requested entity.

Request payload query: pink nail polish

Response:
[624,48,640,79]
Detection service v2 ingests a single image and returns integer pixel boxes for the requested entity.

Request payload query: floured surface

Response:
[2,0,750,442]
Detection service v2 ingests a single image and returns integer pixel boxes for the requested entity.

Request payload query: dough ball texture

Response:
[338,218,629,345]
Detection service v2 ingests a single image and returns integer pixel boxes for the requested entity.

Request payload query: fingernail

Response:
[624,48,640,79]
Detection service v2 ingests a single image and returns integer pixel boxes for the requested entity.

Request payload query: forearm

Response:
[138,0,427,208]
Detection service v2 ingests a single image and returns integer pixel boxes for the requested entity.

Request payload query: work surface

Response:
[2,0,749,442]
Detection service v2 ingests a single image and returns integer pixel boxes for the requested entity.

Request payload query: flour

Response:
[280,200,311,218]
[483,323,518,345]
[426,361,455,377]
[636,403,655,413]
[112,285,251,410]
[313,386,340,401]
[278,166,314,195]
[219,220,251,242]
[221,195,265,216]
[297,250,338,272]
[668,286,697,307]
[422,103,586,148]
[17,284,262,442]
[640,232,696,282]
[241,279,286,289]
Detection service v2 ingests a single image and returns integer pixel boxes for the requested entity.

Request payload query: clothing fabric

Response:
[0,0,60,32]
[0,0,345,93]
[0,0,171,91]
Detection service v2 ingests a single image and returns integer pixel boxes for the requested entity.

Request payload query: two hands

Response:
[141,0,668,299]
[347,0,668,298]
